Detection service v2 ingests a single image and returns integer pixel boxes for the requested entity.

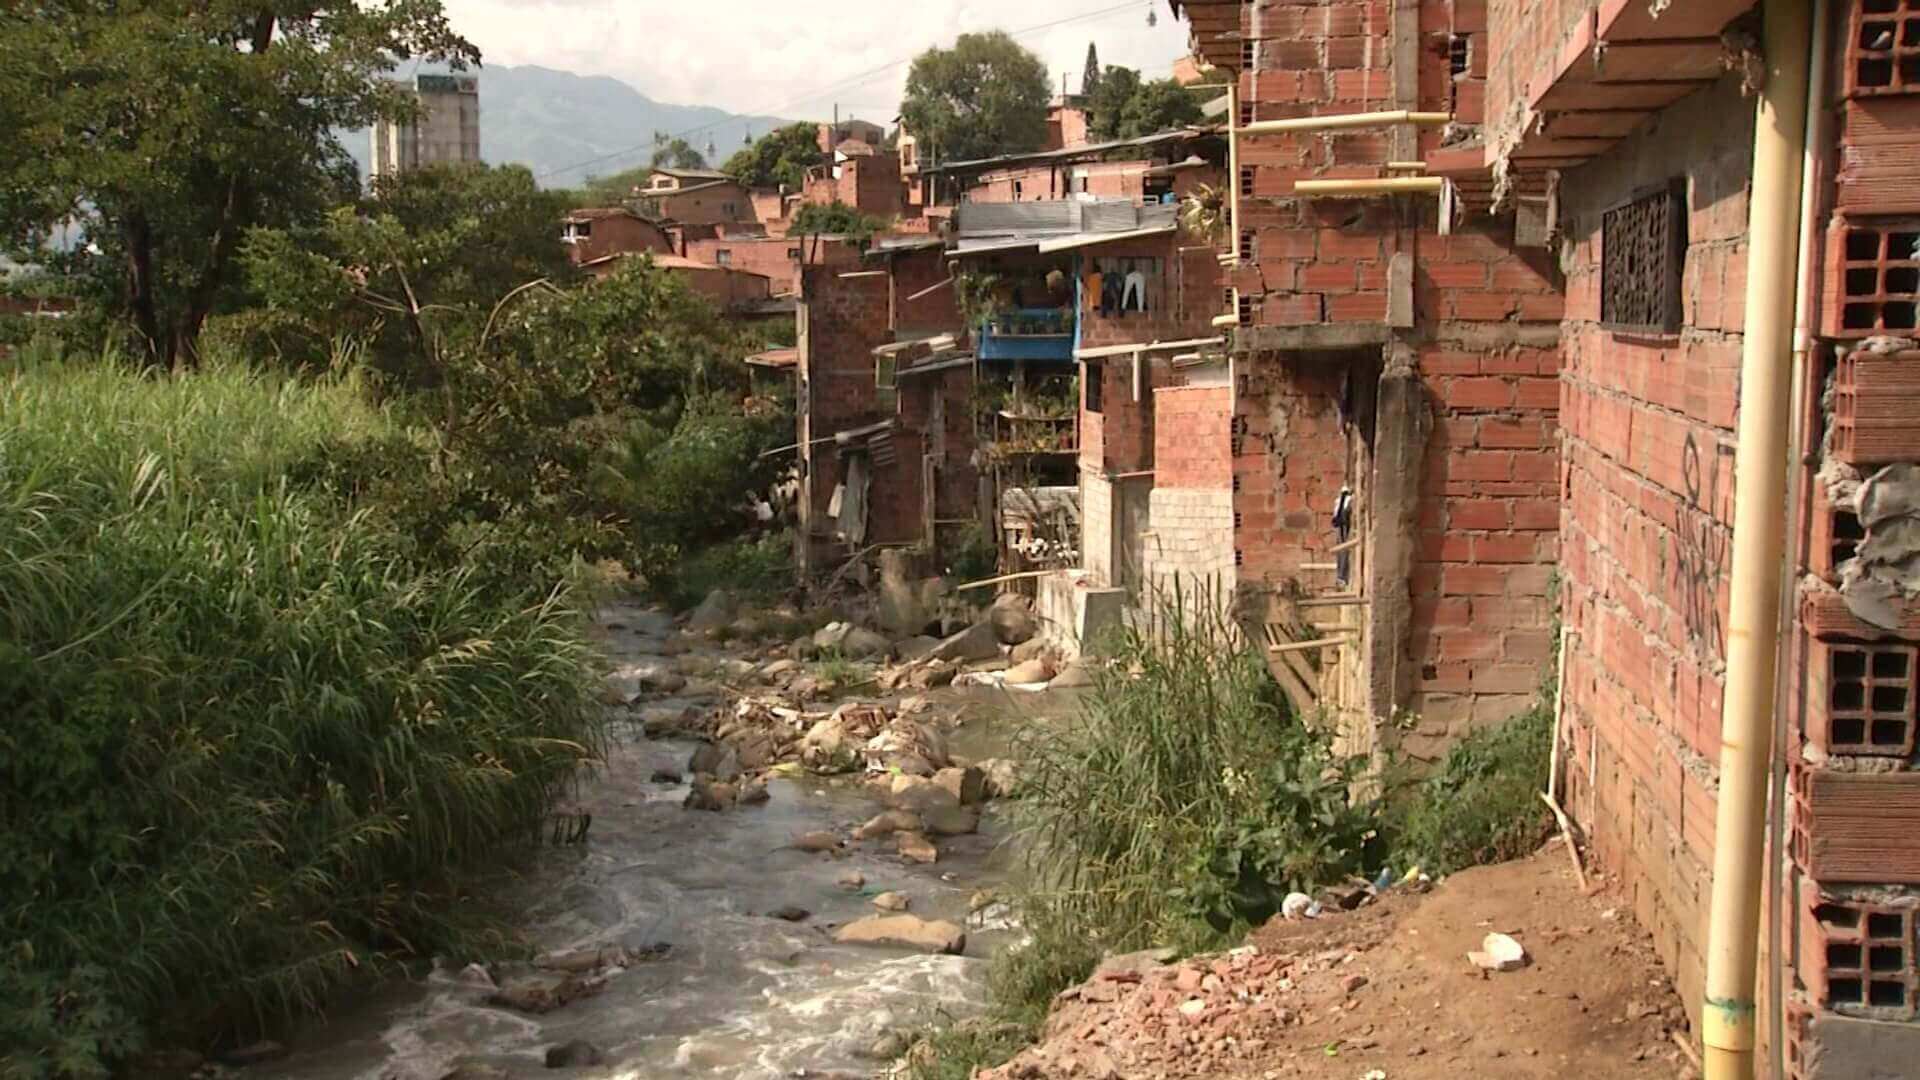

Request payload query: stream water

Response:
[272,602,1071,1080]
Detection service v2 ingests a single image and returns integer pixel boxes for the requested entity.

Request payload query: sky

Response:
[437,0,1195,123]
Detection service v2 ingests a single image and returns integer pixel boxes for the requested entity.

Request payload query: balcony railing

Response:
[976,307,1076,362]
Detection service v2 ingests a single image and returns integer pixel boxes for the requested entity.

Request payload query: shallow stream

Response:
[272,602,1071,1080]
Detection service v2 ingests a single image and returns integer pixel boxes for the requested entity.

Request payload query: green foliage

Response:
[650,136,708,171]
[1089,66,1206,141]
[654,531,793,613]
[0,359,602,1077]
[1015,586,1385,948]
[238,162,576,382]
[788,202,886,243]
[1388,701,1555,877]
[900,31,1052,164]
[723,121,826,191]
[577,166,656,206]
[600,399,792,594]
[1081,42,1102,97]
[943,522,1000,583]
[0,1,479,365]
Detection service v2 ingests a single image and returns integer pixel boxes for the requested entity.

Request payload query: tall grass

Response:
[0,361,603,1076]
[1015,585,1385,951]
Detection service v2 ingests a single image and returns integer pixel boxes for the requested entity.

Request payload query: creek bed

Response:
[272,604,1078,1080]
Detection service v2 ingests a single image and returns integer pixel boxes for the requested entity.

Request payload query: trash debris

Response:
[1468,932,1529,972]
[1282,892,1322,920]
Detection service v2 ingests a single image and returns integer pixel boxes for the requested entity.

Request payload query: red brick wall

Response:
[1078,233,1224,351]
[1232,356,1353,584]
[566,214,672,264]
[645,182,758,226]
[798,268,891,537]
[1552,76,1757,1023]
[1156,384,1233,489]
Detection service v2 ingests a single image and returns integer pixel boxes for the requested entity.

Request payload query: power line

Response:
[538,0,1146,181]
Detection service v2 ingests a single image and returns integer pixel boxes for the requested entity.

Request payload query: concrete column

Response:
[1364,344,1430,746]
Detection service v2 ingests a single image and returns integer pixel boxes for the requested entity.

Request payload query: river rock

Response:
[895,635,940,662]
[793,830,843,853]
[888,774,962,815]
[680,677,724,699]
[657,634,691,656]
[1049,660,1094,688]
[728,613,766,641]
[440,1066,511,1080]
[812,622,853,652]
[907,659,959,689]
[218,1041,287,1067]
[487,974,603,1014]
[921,805,980,837]
[761,658,800,681]
[837,869,866,890]
[864,719,950,776]
[988,595,1037,645]
[638,704,697,737]
[535,946,632,973]
[801,716,863,774]
[863,1031,910,1060]
[544,1039,606,1068]
[725,729,780,772]
[977,758,1020,799]
[933,765,987,806]
[1005,658,1056,685]
[930,621,1002,663]
[688,589,735,632]
[791,634,821,661]
[896,831,939,864]
[688,743,741,781]
[842,627,892,659]
[737,775,770,804]
[855,809,924,839]
[683,776,736,811]
[834,914,965,954]
[642,669,688,694]
[768,905,811,922]
[1009,638,1051,664]
[873,891,911,912]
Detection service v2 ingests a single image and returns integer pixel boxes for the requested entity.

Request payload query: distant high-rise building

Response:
[369,73,480,179]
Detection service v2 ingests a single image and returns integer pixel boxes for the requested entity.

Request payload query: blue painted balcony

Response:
[976,307,1077,363]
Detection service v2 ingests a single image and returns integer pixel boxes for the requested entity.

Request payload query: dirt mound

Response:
[980,848,1696,1079]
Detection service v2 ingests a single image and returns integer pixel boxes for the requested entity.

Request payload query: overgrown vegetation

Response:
[724,121,830,191]
[1085,64,1206,141]
[788,201,887,244]
[915,584,1564,1077]
[0,360,602,1077]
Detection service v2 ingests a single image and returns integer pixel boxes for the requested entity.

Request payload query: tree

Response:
[1087,65,1142,140]
[0,2,479,366]
[722,121,826,191]
[1113,77,1206,140]
[235,163,574,382]
[650,137,709,171]
[1082,41,1102,96]
[788,202,885,244]
[1088,66,1204,141]
[899,31,1051,165]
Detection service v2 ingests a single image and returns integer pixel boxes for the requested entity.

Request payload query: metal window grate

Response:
[1849,0,1920,96]
[1599,181,1686,333]
[1824,643,1918,754]
[1835,222,1920,334]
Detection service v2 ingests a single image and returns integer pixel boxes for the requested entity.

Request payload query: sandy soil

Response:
[981,846,1698,1079]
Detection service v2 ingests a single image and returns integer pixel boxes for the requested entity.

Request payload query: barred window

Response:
[1600,181,1686,334]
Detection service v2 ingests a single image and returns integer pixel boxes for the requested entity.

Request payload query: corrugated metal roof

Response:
[922,127,1220,176]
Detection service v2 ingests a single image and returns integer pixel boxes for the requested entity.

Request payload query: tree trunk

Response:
[123,211,166,366]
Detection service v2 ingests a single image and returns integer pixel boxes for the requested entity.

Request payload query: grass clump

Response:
[0,361,603,1076]
[1018,592,1385,950]
[1387,700,1555,876]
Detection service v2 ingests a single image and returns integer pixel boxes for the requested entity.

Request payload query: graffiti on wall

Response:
[1671,430,1732,654]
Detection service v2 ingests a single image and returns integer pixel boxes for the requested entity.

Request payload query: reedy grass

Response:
[0,360,603,1076]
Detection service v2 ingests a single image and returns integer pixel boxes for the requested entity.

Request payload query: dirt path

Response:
[981,849,1696,1079]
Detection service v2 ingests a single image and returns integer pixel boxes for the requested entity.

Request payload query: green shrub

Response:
[1016,584,1385,951]
[1387,702,1555,876]
[660,532,792,613]
[0,360,602,1076]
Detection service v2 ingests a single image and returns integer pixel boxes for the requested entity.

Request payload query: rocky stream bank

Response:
[260,588,1082,1080]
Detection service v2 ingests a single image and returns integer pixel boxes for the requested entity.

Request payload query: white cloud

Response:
[440,0,1194,121]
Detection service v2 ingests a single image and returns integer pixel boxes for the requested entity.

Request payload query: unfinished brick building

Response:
[1173,0,1920,1075]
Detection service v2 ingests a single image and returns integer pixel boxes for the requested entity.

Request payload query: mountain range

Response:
[341,64,792,189]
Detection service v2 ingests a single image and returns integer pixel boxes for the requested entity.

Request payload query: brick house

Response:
[635,168,759,227]
[1174,0,1920,1075]
[582,251,771,311]
[684,233,866,297]
[560,208,673,265]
